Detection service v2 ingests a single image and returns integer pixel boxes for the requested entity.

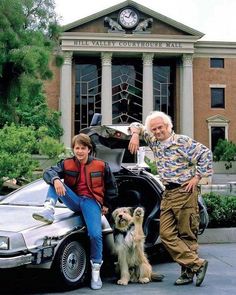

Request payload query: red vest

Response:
[63,158,105,205]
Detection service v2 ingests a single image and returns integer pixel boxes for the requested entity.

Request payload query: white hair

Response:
[145,111,173,133]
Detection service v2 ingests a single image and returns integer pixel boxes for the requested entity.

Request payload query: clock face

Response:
[118,8,139,29]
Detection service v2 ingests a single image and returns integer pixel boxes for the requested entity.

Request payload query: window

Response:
[112,59,143,124]
[211,126,225,152]
[210,58,224,68]
[211,88,225,108]
[74,58,102,132]
[153,60,175,122]
[207,115,229,151]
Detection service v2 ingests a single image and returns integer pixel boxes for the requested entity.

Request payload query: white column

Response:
[101,52,112,124]
[180,54,194,137]
[142,53,154,121]
[60,51,73,148]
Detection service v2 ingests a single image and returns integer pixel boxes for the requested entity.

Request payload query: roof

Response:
[62,0,204,38]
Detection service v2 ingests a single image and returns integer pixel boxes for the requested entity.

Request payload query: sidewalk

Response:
[61,243,236,295]
[212,173,236,184]
[200,173,236,195]
[199,227,236,244]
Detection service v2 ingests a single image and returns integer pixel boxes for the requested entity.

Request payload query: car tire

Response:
[52,238,89,289]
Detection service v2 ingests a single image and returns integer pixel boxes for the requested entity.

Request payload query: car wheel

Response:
[52,238,89,289]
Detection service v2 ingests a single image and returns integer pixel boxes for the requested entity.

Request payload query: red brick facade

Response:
[193,57,236,146]
[43,1,236,149]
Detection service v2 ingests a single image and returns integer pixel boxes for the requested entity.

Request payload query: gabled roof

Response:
[207,115,230,123]
[62,0,204,37]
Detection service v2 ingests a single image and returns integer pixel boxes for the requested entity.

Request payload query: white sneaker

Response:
[32,208,54,224]
[90,260,103,290]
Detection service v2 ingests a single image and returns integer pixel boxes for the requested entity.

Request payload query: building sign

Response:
[60,37,198,52]
[72,39,182,49]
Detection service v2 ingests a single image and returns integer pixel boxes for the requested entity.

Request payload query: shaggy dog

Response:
[112,207,164,285]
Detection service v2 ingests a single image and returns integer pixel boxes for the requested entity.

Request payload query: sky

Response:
[54,0,236,42]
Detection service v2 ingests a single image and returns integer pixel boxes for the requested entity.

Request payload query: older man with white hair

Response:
[128,111,213,287]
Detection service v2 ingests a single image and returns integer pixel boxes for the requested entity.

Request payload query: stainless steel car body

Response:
[0,179,113,270]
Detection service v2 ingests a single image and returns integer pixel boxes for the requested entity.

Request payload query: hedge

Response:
[203,193,236,228]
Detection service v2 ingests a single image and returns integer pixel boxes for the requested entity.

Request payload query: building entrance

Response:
[74,57,175,133]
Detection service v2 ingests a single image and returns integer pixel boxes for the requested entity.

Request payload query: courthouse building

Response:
[45,0,236,149]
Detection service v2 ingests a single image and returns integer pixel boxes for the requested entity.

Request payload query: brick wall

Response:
[193,57,236,147]
[44,59,60,111]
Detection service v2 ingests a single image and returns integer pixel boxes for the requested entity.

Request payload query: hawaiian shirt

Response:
[130,123,213,184]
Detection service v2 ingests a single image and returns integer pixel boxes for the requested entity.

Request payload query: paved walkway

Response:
[62,243,236,295]
[212,173,236,184]
[2,243,234,294]
[201,173,236,195]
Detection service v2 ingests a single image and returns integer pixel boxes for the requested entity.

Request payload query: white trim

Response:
[209,84,226,88]
[180,54,194,137]
[60,33,197,55]
[194,41,236,57]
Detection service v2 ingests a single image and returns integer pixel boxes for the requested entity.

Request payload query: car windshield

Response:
[0,179,65,207]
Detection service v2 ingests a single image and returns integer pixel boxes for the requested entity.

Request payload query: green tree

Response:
[0,0,63,138]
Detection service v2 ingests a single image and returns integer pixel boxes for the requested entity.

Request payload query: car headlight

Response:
[0,237,9,250]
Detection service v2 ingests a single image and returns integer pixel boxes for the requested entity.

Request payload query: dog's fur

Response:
[112,207,164,285]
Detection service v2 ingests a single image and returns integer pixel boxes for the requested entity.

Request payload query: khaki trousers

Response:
[160,187,204,272]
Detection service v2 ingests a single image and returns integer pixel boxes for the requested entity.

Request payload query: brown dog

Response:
[112,207,164,285]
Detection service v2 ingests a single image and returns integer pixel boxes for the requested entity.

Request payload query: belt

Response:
[165,182,182,190]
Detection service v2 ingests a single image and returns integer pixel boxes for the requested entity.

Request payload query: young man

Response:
[128,111,213,287]
[32,133,118,290]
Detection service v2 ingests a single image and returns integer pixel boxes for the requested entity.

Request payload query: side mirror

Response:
[90,113,102,126]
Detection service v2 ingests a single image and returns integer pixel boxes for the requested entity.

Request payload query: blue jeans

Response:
[46,184,103,264]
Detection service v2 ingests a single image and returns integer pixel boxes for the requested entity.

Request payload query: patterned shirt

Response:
[130,123,213,184]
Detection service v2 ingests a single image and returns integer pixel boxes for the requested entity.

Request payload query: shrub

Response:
[0,123,37,154]
[145,157,157,175]
[0,124,38,187]
[0,123,65,188]
[203,193,236,227]
[38,136,65,158]
[36,126,65,158]
[213,139,236,169]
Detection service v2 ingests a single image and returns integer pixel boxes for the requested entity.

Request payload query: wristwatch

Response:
[118,8,139,29]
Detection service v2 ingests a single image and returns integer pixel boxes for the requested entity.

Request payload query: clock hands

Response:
[124,10,135,19]
[127,11,132,18]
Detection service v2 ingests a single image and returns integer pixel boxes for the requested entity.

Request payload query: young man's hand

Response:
[102,206,109,215]
[54,179,66,196]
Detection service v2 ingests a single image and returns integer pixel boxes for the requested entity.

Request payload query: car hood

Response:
[0,205,78,232]
[0,205,86,253]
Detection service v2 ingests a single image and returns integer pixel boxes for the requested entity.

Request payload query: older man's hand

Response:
[128,133,140,154]
[184,175,201,192]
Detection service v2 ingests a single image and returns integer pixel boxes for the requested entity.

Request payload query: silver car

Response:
[0,179,114,288]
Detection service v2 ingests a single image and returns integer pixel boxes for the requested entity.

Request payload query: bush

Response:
[0,124,38,187]
[203,193,236,227]
[213,139,236,169]
[145,157,157,175]
[0,123,65,188]
[38,136,65,158]
[36,126,65,158]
